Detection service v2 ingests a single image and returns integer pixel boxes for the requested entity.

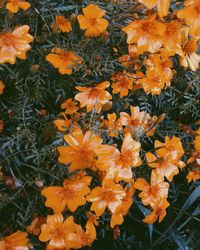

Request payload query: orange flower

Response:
[80,216,97,247]
[162,21,182,56]
[77,4,108,37]
[55,16,72,33]
[41,172,92,213]
[140,68,165,95]
[155,136,185,162]
[178,27,200,71]
[110,183,135,228]
[186,170,200,183]
[194,128,200,151]
[39,213,83,249]
[54,113,72,132]
[187,128,200,182]
[58,127,102,172]
[134,170,169,207]
[75,81,112,113]
[146,150,185,182]
[0,120,4,133]
[86,178,126,216]
[138,0,170,18]
[143,199,169,224]
[0,231,29,250]
[0,25,33,64]
[0,80,5,94]
[118,45,139,68]
[122,14,166,54]
[101,112,122,137]
[120,106,154,137]
[6,0,30,13]
[146,137,185,182]
[27,217,46,236]
[46,48,82,75]
[95,133,141,182]
[61,98,79,115]
[111,71,135,98]
[144,52,173,86]
[177,0,200,37]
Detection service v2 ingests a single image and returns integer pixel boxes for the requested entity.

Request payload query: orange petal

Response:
[134,178,149,190]
[83,4,105,19]
[46,54,62,68]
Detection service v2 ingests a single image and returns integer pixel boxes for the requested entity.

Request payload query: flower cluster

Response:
[0,1,200,249]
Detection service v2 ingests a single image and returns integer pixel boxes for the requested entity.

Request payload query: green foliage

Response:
[0,0,200,249]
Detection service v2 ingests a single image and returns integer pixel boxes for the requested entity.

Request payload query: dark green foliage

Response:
[0,0,199,249]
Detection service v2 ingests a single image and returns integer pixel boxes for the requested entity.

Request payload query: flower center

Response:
[59,52,72,62]
[89,88,101,98]
[57,16,66,26]
[141,22,153,33]
[149,185,158,196]
[183,40,197,54]
[52,228,65,241]
[89,18,97,25]
[0,33,15,47]
[131,119,140,127]
[101,190,116,202]
[195,3,200,13]
[156,207,164,216]
[56,188,74,200]
[119,151,133,166]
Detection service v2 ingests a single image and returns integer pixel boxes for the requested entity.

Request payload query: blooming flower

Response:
[118,45,139,68]
[58,127,102,172]
[146,148,185,182]
[55,16,72,33]
[0,231,29,250]
[155,136,185,162]
[134,170,169,207]
[140,68,165,95]
[186,169,200,182]
[101,112,122,137]
[41,172,92,212]
[144,52,173,86]
[0,25,33,64]
[61,98,79,115]
[80,215,97,247]
[120,106,155,137]
[143,199,169,224]
[177,0,200,37]
[138,0,170,18]
[75,81,112,113]
[0,80,5,94]
[39,213,83,249]
[162,21,182,56]
[54,113,72,132]
[6,0,31,13]
[111,71,135,98]
[95,133,141,182]
[110,183,135,228]
[77,4,108,37]
[122,14,166,54]
[187,128,200,182]
[178,27,200,71]
[86,178,126,216]
[26,217,46,236]
[46,48,82,75]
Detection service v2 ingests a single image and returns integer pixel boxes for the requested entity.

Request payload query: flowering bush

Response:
[0,0,200,249]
